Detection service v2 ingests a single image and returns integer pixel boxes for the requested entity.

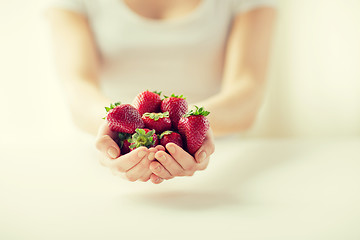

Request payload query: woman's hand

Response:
[149,129,215,183]
[95,122,164,183]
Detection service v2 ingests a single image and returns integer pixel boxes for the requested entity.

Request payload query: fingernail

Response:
[167,145,175,154]
[154,166,161,172]
[138,150,147,158]
[148,152,155,161]
[198,151,206,163]
[107,147,118,159]
[159,154,166,161]
[156,178,162,183]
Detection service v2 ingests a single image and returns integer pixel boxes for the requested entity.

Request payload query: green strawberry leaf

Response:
[103,102,121,119]
[118,132,131,141]
[183,105,210,118]
[159,130,173,139]
[163,94,186,100]
[143,112,169,121]
[136,128,146,135]
[153,90,162,96]
[129,128,156,149]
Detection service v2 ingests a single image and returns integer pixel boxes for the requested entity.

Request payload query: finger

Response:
[98,151,120,168]
[96,135,120,160]
[165,143,197,171]
[149,160,173,179]
[194,128,215,164]
[95,123,120,159]
[150,173,164,184]
[123,147,158,181]
[110,168,130,182]
[125,155,151,182]
[111,167,125,177]
[155,145,165,151]
[147,147,158,161]
[197,156,210,171]
[154,151,185,177]
[113,147,149,172]
[139,170,152,182]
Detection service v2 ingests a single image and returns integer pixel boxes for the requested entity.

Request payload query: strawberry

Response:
[122,139,132,155]
[178,106,210,156]
[118,132,132,155]
[142,112,172,133]
[133,90,162,116]
[105,102,144,133]
[160,94,188,130]
[159,131,183,149]
[129,128,159,150]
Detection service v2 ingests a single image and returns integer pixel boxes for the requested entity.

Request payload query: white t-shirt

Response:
[47,0,277,103]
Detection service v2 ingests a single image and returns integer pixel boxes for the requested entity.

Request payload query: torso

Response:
[122,0,203,20]
[82,0,234,103]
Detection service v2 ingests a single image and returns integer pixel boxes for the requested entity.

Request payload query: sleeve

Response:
[44,0,86,15]
[232,0,278,15]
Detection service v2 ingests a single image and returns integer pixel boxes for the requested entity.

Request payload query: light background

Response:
[250,0,360,137]
[1,1,360,239]
[0,0,360,140]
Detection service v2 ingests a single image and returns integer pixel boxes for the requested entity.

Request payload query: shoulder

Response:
[45,7,92,41]
[45,7,87,27]
[44,0,89,15]
[229,0,278,16]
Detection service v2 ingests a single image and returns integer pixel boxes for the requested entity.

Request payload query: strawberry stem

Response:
[102,102,121,119]
[183,106,210,118]
[129,129,156,149]
[163,94,186,100]
[105,102,121,113]
[159,130,174,139]
[143,112,169,121]
[118,132,131,141]
[153,90,162,96]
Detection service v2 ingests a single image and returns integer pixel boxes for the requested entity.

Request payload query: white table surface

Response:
[1,132,360,240]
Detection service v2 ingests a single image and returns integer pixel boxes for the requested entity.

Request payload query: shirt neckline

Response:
[117,0,209,27]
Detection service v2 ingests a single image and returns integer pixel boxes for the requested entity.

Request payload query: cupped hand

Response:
[95,122,164,183]
[149,128,215,183]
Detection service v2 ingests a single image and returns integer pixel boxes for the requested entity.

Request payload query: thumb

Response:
[95,122,120,159]
[95,135,120,159]
[194,129,215,163]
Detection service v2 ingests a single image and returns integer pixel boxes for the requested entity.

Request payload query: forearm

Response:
[199,8,276,136]
[46,9,109,135]
[63,76,111,135]
[195,75,265,136]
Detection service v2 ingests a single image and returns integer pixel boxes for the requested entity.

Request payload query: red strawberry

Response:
[122,139,132,155]
[142,112,172,133]
[129,128,159,151]
[118,132,132,155]
[159,131,183,149]
[133,90,162,116]
[178,106,210,156]
[161,94,188,130]
[105,102,144,133]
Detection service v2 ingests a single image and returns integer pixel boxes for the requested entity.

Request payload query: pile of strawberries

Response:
[104,90,210,156]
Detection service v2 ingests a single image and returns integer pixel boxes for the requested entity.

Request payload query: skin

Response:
[46,0,276,183]
[96,121,214,183]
